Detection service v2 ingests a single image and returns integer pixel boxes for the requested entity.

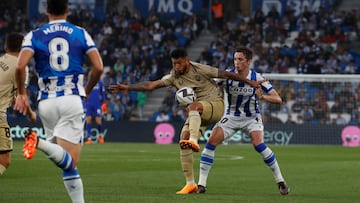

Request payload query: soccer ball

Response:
[175,87,196,107]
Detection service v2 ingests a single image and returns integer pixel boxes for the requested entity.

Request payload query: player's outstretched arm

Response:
[108,83,129,94]
[108,80,165,93]
[218,70,267,88]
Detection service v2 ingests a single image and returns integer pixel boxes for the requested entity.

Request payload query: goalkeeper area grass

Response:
[1,141,359,203]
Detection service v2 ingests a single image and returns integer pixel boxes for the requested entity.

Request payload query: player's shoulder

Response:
[249,70,265,80]
[190,61,216,70]
[161,71,174,80]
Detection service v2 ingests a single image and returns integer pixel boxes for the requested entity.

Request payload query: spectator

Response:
[211,0,224,31]
[342,60,357,74]
[300,105,314,123]
[312,93,329,120]
[160,89,175,113]
[295,114,304,124]
[170,108,184,122]
[335,113,347,125]
[103,98,115,121]
[331,100,344,113]
[266,5,280,21]
[156,110,170,122]
[136,92,147,120]
[291,98,304,113]
[285,114,296,124]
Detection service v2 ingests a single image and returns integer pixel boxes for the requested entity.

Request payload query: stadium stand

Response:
[3,0,360,126]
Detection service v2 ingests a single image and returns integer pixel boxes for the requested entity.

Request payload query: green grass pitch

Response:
[0,141,359,203]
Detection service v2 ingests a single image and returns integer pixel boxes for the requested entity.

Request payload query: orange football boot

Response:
[23,130,38,160]
[176,184,198,194]
[179,140,200,152]
[98,135,104,144]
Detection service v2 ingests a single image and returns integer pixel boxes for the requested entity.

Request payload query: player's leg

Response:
[197,127,224,193]
[95,115,104,144]
[176,127,198,194]
[85,104,93,144]
[0,153,10,175]
[179,101,203,152]
[248,118,289,195]
[177,100,224,194]
[179,100,224,152]
[85,115,93,144]
[57,137,84,202]
[33,95,85,202]
[197,115,236,193]
[0,127,12,175]
[56,96,85,202]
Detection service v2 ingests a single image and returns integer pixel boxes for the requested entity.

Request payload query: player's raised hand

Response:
[108,83,128,94]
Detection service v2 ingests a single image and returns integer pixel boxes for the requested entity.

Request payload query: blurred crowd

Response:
[2,2,205,122]
[2,1,360,125]
[200,4,360,74]
[195,3,360,126]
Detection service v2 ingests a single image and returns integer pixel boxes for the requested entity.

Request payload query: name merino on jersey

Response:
[22,20,97,100]
[224,68,273,117]
[43,24,73,35]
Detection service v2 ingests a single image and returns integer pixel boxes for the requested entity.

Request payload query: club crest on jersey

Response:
[195,75,201,81]
[229,86,254,96]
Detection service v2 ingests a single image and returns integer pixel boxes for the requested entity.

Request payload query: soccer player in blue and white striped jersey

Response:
[84,78,106,144]
[13,0,103,202]
[197,46,289,195]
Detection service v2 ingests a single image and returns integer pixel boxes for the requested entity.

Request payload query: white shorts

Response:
[213,114,264,141]
[38,95,85,144]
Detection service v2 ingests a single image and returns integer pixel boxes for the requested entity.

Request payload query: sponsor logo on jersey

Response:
[229,86,254,96]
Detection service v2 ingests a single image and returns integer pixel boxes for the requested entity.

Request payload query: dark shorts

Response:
[86,103,102,117]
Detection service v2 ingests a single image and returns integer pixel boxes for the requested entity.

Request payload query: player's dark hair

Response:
[47,0,68,15]
[5,32,23,52]
[170,48,188,59]
[236,46,253,60]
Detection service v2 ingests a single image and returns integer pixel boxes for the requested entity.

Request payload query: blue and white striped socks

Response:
[63,168,84,203]
[198,142,216,186]
[255,143,284,183]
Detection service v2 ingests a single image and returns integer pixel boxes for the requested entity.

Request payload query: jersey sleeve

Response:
[83,29,97,53]
[21,32,34,52]
[258,73,273,93]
